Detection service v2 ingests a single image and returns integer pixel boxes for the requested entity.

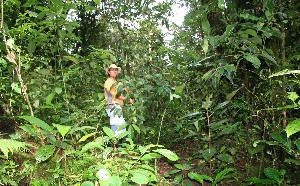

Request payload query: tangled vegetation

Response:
[1,0,300,185]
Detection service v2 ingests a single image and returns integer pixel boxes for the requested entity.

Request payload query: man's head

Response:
[106,64,121,77]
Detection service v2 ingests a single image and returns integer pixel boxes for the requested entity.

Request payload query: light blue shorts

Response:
[106,104,126,137]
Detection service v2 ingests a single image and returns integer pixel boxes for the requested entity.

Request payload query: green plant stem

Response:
[154,109,166,173]
[156,109,166,145]
[279,0,287,127]
[206,110,212,172]
[1,1,34,116]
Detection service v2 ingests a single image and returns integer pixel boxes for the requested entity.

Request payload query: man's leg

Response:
[111,125,118,135]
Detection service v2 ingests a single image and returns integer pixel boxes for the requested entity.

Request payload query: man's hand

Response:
[129,98,134,105]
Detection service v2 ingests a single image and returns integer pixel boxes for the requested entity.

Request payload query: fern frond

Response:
[0,139,29,159]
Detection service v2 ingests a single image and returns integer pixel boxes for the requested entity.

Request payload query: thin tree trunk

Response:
[279,0,287,127]
[1,2,34,116]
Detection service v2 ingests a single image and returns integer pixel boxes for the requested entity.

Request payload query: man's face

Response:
[108,68,119,78]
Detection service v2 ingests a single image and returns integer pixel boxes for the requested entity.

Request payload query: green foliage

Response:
[0,160,32,186]
[286,119,300,138]
[165,162,193,185]
[187,168,236,185]
[35,145,55,163]
[0,139,29,159]
[246,167,286,185]
[1,0,300,185]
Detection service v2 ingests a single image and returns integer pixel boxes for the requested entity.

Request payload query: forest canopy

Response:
[1,0,300,185]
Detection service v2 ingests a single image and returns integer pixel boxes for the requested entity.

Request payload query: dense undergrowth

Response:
[1,0,300,185]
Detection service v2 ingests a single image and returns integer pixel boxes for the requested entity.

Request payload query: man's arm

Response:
[118,95,134,105]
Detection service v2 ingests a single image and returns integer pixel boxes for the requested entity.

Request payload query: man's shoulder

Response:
[104,78,114,88]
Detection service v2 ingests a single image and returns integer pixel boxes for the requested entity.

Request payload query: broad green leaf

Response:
[194,120,199,132]
[218,0,226,10]
[28,41,36,53]
[19,125,38,137]
[69,126,96,134]
[261,28,281,38]
[188,172,213,184]
[139,145,150,154]
[130,170,152,184]
[79,132,97,142]
[270,132,287,144]
[170,93,181,101]
[284,158,300,165]
[214,168,235,184]
[184,130,198,139]
[269,69,300,78]
[202,37,209,54]
[153,149,179,161]
[92,0,101,5]
[35,145,55,163]
[223,64,236,71]
[53,124,71,138]
[103,147,113,159]
[213,101,229,112]
[116,131,128,139]
[102,126,115,138]
[0,58,8,70]
[264,167,281,183]
[140,164,155,172]
[216,153,234,163]
[202,148,216,160]
[168,169,181,175]
[141,152,162,161]
[37,68,51,75]
[286,119,300,137]
[224,24,235,36]
[147,144,164,149]
[244,29,258,37]
[81,141,104,152]
[295,139,300,151]
[12,83,21,94]
[63,55,78,63]
[287,92,299,102]
[110,175,122,186]
[244,55,261,69]
[132,124,140,134]
[202,94,213,110]
[81,181,94,186]
[175,85,184,94]
[260,52,277,64]
[24,0,40,7]
[55,87,62,94]
[174,163,192,170]
[245,177,276,184]
[180,112,203,120]
[202,69,214,81]
[202,17,211,36]
[239,13,265,21]
[45,93,55,105]
[182,179,194,186]
[226,88,240,100]
[19,116,53,132]
[219,123,238,135]
[250,36,262,45]
[173,174,183,185]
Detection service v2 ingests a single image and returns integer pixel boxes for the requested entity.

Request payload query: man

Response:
[104,64,134,138]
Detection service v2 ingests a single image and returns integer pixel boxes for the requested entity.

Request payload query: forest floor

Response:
[156,140,209,186]
[155,139,247,186]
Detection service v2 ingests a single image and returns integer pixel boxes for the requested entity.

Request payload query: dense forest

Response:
[1,0,300,185]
